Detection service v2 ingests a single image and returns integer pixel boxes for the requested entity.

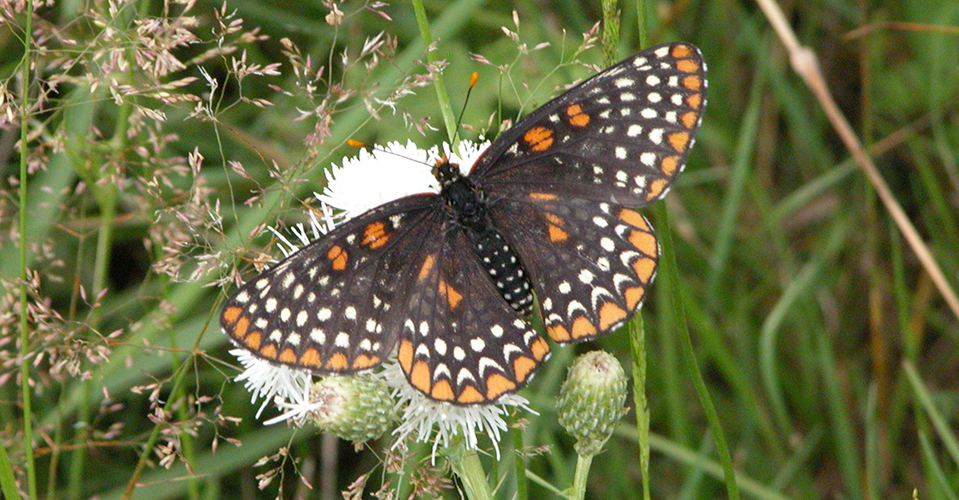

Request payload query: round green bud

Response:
[309,375,396,443]
[557,351,629,456]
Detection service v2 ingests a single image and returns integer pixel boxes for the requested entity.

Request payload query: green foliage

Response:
[2,0,959,498]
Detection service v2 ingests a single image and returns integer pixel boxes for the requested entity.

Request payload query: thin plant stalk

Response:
[411,0,458,144]
[19,1,38,498]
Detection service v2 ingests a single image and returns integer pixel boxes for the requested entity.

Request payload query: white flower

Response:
[231,348,312,418]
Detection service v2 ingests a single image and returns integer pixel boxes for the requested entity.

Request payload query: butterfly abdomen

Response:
[468,227,534,315]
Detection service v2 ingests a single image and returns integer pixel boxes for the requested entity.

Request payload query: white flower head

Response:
[230,138,529,456]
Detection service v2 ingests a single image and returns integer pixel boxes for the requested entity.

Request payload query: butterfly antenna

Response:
[345,139,434,168]
[452,72,480,146]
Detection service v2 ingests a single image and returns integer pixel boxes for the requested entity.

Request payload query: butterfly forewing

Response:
[391,221,550,404]
[220,194,443,373]
[473,42,706,207]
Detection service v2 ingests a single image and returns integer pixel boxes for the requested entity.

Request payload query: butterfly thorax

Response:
[434,158,535,315]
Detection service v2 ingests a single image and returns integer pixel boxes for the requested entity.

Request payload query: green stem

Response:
[446,443,494,500]
[510,411,529,500]
[628,317,652,500]
[19,1,38,499]
[568,453,594,500]
[411,0,458,144]
[654,203,740,500]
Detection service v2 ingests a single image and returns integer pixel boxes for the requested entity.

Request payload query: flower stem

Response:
[19,1,37,498]
[410,0,458,144]
[568,453,594,500]
[446,441,493,500]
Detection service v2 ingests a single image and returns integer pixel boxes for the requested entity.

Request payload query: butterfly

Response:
[221,42,706,405]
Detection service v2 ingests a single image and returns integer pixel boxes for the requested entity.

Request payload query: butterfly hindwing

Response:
[390,220,550,404]
[473,42,706,207]
[489,194,658,343]
[220,194,444,373]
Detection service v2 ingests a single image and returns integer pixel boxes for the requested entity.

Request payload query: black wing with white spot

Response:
[471,42,707,207]
[220,194,444,374]
[389,219,551,405]
[489,194,658,343]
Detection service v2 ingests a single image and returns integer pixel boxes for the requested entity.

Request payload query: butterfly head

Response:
[432,155,463,187]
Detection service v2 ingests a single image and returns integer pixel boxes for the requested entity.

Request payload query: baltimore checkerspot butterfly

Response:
[221,42,707,405]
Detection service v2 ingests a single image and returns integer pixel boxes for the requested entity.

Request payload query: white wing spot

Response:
[593,216,608,228]
[558,281,572,294]
[434,338,448,356]
[615,78,634,88]
[579,269,596,284]
[615,147,627,160]
[287,332,301,346]
[649,128,664,144]
[645,75,661,85]
[310,328,326,344]
[453,346,466,361]
[317,308,332,321]
[640,152,656,166]
[419,321,429,336]
[280,308,291,322]
[265,298,277,313]
[470,338,486,352]
[235,291,250,303]
[641,108,657,119]
[601,237,615,251]
[335,332,350,348]
[628,125,643,137]
[296,310,308,327]
[345,306,357,320]
[491,325,504,337]
[647,92,662,103]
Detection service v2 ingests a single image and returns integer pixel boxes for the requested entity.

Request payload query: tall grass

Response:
[1,0,958,499]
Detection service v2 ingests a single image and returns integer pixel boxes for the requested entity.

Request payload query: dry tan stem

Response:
[754,0,959,322]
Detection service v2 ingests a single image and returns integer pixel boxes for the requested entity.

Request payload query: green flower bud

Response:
[557,351,629,456]
[310,375,396,443]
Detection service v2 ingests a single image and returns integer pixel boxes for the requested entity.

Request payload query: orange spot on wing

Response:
[547,324,571,342]
[531,337,550,360]
[671,44,693,58]
[417,254,436,282]
[328,245,349,270]
[544,213,564,225]
[410,361,432,393]
[686,93,702,109]
[513,356,537,382]
[223,306,242,324]
[529,192,558,201]
[566,104,590,127]
[485,373,517,400]
[618,208,650,231]
[438,280,463,310]
[571,317,597,339]
[633,258,656,283]
[548,225,569,243]
[682,75,702,91]
[362,222,390,249]
[327,353,348,370]
[681,111,699,129]
[458,384,485,404]
[598,302,628,331]
[233,316,249,339]
[677,59,700,73]
[668,132,690,152]
[260,344,278,359]
[398,340,414,373]
[352,354,379,370]
[629,230,658,257]
[300,348,322,367]
[645,179,668,201]
[625,286,646,310]
[661,156,680,176]
[524,126,555,152]
[245,331,262,350]
[279,348,297,363]
[569,113,590,127]
[430,379,455,401]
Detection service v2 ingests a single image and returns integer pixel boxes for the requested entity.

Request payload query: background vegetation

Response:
[2,0,959,498]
